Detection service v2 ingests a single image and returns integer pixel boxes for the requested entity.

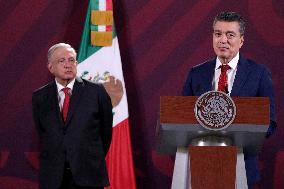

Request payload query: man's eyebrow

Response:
[213,30,237,35]
[226,31,236,34]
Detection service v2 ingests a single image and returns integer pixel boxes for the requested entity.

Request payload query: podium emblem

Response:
[194,91,236,131]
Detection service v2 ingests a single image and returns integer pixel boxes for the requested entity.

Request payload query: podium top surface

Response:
[160,96,269,125]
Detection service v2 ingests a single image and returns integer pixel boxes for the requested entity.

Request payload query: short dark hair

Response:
[213,11,245,36]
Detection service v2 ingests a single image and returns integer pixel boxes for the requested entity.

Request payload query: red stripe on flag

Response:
[106,25,112,31]
[105,119,136,189]
[106,0,112,32]
[106,0,113,10]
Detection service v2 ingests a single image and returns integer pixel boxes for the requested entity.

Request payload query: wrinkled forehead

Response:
[51,47,76,59]
[54,46,76,55]
[48,45,77,63]
[213,21,241,33]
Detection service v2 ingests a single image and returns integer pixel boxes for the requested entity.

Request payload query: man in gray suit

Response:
[32,43,113,189]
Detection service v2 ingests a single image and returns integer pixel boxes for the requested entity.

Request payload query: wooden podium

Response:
[156,96,269,189]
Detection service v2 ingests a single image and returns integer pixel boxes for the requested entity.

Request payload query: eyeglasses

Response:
[55,57,77,65]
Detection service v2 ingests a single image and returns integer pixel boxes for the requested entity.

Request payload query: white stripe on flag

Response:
[77,37,129,126]
[98,25,106,32]
[99,0,106,10]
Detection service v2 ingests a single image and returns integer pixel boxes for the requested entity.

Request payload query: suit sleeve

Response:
[258,67,277,137]
[182,68,194,96]
[98,85,113,156]
[32,93,42,135]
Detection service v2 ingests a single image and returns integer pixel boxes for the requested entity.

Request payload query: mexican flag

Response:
[77,0,136,189]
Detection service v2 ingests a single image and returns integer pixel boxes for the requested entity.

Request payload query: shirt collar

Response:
[55,78,76,93]
[215,52,239,70]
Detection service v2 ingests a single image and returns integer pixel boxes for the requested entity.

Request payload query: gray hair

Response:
[47,43,77,63]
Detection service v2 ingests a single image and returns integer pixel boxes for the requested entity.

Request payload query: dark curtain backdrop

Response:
[0,0,283,189]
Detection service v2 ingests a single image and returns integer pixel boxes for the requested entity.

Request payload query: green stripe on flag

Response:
[78,0,117,63]
[91,25,98,31]
[77,1,137,188]
[91,0,99,10]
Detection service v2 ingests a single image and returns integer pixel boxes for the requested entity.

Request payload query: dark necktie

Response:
[62,87,70,122]
[217,64,231,93]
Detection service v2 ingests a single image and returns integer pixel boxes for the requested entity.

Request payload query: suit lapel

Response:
[205,59,216,92]
[197,59,216,95]
[48,81,65,127]
[65,77,84,126]
[231,55,251,96]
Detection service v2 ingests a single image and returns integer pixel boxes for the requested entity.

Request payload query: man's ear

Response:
[47,63,53,74]
[240,35,244,47]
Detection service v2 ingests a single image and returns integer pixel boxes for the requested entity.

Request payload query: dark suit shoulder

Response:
[80,78,105,90]
[80,78,112,109]
[79,78,109,100]
[242,57,271,75]
[246,58,269,70]
[192,58,215,70]
[33,81,54,96]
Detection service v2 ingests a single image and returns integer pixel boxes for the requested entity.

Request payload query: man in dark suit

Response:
[32,43,113,189]
[182,12,276,189]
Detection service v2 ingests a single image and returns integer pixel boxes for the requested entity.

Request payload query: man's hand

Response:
[103,76,124,107]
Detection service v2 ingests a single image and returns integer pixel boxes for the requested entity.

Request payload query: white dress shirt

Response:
[213,52,239,95]
[55,79,75,111]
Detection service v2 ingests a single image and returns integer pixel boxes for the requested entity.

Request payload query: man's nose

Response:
[219,34,228,43]
[64,63,72,68]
